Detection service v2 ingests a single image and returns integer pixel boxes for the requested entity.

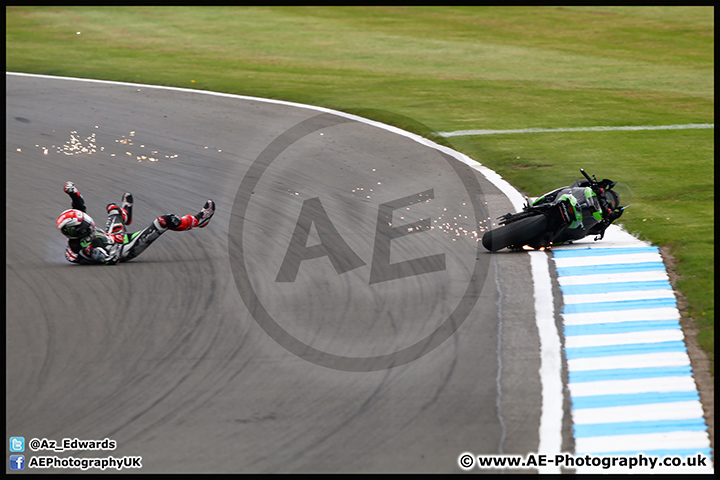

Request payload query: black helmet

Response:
[604,189,620,211]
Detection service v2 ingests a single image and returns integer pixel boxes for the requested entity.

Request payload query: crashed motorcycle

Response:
[482,169,630,252]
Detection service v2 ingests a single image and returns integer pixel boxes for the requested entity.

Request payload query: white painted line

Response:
[565,329,684,349]
[562,289,676,305]
[553,252,662,268]
[553,247,658,257]
[568,375,696,397]
[562,307,679,325]
[437,123,714,137]
[572,401,705,425]
[575,463,713,475]
[568,352,691,372]
[529,251,563,468]
[557,270,670,286]
[575,430,712,455]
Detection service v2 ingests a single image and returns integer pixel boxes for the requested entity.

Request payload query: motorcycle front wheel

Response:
[482,214,548,252]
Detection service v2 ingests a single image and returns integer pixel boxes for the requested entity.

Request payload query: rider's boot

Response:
[106,203,128,243]
[107,202,131,225]
[153,200,215,232]
[121,192,133,226]
[195,200,215,228]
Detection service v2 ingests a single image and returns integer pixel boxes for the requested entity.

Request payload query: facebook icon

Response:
[9,454,25,470]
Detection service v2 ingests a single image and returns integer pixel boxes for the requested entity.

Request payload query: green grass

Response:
[6,6,713,368]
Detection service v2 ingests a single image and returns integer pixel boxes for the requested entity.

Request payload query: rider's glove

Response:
[64,246,79,263]
[64,181,86,212]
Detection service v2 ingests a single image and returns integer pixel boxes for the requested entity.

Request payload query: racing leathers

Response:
[59,182,214,265]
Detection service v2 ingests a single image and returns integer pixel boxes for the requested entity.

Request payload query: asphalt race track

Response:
[6,74,569,473]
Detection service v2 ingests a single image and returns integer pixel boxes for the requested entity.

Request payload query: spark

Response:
[40,128,179,163]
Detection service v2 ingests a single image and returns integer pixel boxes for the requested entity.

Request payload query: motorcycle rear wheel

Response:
[482,214,548,252]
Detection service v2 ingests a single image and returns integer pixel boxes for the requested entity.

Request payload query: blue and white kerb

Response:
[552,240,713,473]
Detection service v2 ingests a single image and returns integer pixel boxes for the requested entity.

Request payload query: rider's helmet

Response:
[56,209,95,239]
[604,189,620,211]
[605,182,632,208]
[600,182,631,220]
